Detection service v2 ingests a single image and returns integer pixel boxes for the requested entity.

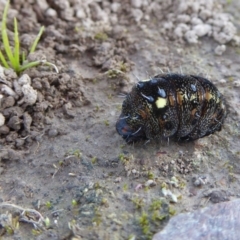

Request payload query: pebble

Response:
[219,79,227,84]
[153,199,240,240]
[48,128,58,137]
[131,8,143,22]
[0,113,5,127]
[203,189,229,203]
[185,30,198,44]
[7,116,21,131]
[1,84,17,98]
[0,125,10,135]
[21,84,38,106]
[193,24,211,37]
[214,44,226,55]
[0,96,15,109]
[192,176,207,187]
[15,138,25,148]
[144,179,156,187]
[18,74,31,86]
[162,188,178,203]
[131,0,142,8]
[111,3,121,13]
[114,177,122,183]
[32,79,42,90]
[45,8,57,18]
[23,112,32,132]
[174,23,190,38]
[177,14,190,23]
[233,80,240,87]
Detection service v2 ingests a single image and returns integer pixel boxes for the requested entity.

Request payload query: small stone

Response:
[111,3,121,13]
[20,84,38,105]
[6,131,18,143]
[23,112,32,132]
[131,0,142,8]
[0,113,5,126]
[18,74,31,86]
[32,80,42,90]
[48,128,58,137]
[193,24,211,37]
[0,96,15,109]
[170,176,179,187]
[131,8,143,22]
[7,116,21,130]
[144,179,156,187]
[177,14,191,23]
[76,8,86,19]
[214,45,226,55]
[233,80,240,87]
[162,188,178,203]
[203,189,229,203]
[192,176,207,187]
[45,8,57,18]
[0,125,9,135]
[63,102,75,118]
[219,79,227,84]
[15,138,25,148]
[191,17,203,25]
[174,23,190,38]
[114,177,122,183]
[3,106,24,118]
[185,30,198,44]
[1,84,17,98]
[44,116,52,125]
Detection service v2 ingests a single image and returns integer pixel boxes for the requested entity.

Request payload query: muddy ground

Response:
[0,0,240,239]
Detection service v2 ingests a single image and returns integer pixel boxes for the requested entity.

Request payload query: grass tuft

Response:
[0,0,58,75]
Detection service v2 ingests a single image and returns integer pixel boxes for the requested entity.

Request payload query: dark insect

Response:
[116,73,227,142]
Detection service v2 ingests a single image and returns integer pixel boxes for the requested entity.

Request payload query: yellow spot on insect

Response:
[141,78,151,82]
[177,92,183,105]
[155,97,167,108]
[205,90,213,101]
[190,94,196,101]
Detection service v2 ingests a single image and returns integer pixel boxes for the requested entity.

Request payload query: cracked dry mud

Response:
[0,1,240,239]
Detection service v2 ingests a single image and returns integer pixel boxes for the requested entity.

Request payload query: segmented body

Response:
[116,73,227,142]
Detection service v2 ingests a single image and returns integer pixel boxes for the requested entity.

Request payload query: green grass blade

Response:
[19,60,42,72]
[1,0,16,69]
[13,17,20,73]
[19,60,59,73]
[22,52,25,63]
[30,26,45,53]
[0,50,9,68]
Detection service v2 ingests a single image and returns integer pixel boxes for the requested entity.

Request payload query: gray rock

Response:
[23,112,32,132]
[0,125,10,135]
[48,128,58,137]
[7,115,21,130]
[153,199,240,240]
[0,96,15,109]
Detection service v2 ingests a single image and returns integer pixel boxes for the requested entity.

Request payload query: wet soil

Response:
[0,1,240,239]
